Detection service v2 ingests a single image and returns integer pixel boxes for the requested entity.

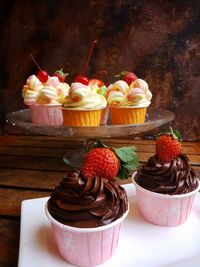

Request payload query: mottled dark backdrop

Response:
[0,0,200,140]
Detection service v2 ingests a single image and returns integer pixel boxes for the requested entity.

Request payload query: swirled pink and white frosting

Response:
[107,78,152,108]
[63,82,107,110]
[22,75,70,106]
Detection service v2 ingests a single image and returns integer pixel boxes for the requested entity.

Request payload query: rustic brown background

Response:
[0,0,200,140]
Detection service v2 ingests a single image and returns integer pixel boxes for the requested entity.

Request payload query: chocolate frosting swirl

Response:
[135,154,198,195]
[48,171,128,228]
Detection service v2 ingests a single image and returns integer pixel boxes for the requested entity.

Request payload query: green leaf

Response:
[114,71,128,79]
[174,130,182,141]
[156,127,182,142]
[55,68,69,77]
[114,146,136,163]
[85,139,108,151]
[84,139,138,180]
[118,167,129,180]
[113,146,138,180]
[123,157,138,171]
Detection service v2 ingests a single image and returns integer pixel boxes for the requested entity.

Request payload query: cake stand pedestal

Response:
[5,107,175,167]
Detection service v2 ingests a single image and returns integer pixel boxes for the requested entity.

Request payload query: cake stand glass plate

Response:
[18,184,200,267]
[5,107,174,138]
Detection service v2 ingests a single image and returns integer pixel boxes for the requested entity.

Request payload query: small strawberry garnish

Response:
[53,68,68,82]
[75,75,89,85]
[124,72,138,85]
[115,71,137,85]
[156,127,182,163]
[81,140,138,180]
[82,148,119,179]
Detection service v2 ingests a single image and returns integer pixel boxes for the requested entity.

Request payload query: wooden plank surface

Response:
[0,220,20,267]
[2,140,200,155]
[0,168,65,189]
[0,188,50,217]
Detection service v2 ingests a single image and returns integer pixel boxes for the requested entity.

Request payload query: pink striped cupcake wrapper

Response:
[29,104,63,126]
[45,203,129,267]
[132,172,200,227]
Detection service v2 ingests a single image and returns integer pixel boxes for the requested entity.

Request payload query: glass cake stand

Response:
[5,108,174,167]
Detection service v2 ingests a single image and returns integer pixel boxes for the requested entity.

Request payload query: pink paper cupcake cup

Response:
[45,203,129,267]
[100,105,109,125]
[132,172,200,227]
[29,104,63,125]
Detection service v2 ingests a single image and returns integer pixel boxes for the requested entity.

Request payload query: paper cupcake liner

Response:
[29,105,63,126]
[110,107,147,125]
[62,108,104,127]
[132,172,200,227]
[45,203,129,267]
[100,105,109,125]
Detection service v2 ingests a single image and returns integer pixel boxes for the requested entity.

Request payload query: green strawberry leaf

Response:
[54,68,69,77]
[113,146,138,179]
[156,127,182,142]
[123,157,138,170]
[114,71,128,78]
[174,130,182,141]
[114,146,135,162]
[85,139,138,179]
[118,166,129,180]
[85,139,108,152]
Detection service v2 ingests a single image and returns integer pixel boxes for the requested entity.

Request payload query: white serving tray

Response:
[18,184,200,267]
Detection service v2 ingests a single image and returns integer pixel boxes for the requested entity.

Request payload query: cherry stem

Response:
[82,40,98,75]
[30,54,41,70]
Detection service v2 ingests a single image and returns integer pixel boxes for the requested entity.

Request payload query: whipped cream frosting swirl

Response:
[135,154,198,195]
[107,78,152,107]
[48,171,128,228]
[22,75,70,105]
[63,82,107,110]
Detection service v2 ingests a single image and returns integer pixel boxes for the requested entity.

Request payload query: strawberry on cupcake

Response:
[133,128,199,226]
[46,140,137,266]
[107,71,152,125]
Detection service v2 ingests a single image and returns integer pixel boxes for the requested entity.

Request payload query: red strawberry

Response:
[81,140,138,180]
[156,128,182,163]
[124,72,138,85]
[53,68,68,82]
[82,148,119,179]
[115,71,137,85]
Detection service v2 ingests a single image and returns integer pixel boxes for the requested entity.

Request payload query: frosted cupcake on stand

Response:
[107,71,152,125]
[22,69,70,125]
[88,78,109,125]
[62,81,107,126]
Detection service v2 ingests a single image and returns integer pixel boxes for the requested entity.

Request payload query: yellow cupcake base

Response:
[62,108,104,127]
[110,107,147,125]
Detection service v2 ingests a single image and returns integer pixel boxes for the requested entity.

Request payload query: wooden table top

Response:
[0,134,199,267]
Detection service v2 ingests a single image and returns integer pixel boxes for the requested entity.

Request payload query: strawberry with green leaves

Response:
[81,140,138,180]
[115,71,137,85]
[156,127,182,163]
[53,68,68,82]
